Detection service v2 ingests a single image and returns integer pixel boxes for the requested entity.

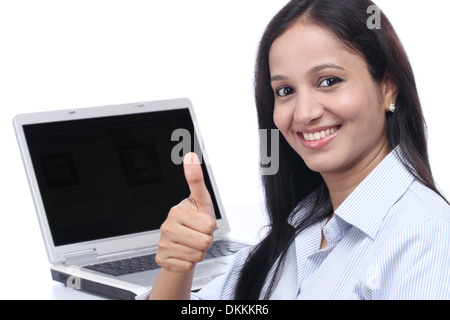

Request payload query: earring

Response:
[389,103,396,113]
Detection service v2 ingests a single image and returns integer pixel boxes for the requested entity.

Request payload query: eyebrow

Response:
[270,63,346,82]
[309,63,345,75]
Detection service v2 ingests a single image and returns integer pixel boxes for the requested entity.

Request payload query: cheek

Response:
[330,83,381,124]
[328,90,365,121]
[273,106,290,133]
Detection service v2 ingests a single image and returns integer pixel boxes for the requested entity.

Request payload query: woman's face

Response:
[270,22,394,177]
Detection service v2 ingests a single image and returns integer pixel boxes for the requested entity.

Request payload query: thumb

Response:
[183,152,215,218]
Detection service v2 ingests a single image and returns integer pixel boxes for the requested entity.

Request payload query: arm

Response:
[148,269,195,300]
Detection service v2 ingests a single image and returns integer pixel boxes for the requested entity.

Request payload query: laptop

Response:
[13,98,248,300]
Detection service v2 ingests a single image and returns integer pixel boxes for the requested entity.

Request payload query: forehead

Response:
[269,22,365,73]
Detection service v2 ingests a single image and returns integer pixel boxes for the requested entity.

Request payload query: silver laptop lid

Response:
[13,98,230,264]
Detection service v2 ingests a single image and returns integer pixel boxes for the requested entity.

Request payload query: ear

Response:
[380,72,399,112]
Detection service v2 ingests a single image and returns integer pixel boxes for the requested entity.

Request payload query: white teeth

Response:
[302,127,339,141]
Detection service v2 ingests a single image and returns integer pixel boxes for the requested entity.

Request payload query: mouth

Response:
[301,125,341,141]
[297,125,342,150]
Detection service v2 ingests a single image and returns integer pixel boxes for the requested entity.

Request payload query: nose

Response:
[293,92,324,125]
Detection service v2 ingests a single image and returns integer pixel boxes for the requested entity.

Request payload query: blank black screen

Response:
[23,108,221,246]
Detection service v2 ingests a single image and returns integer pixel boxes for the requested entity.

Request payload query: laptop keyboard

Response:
[84,240,249,277]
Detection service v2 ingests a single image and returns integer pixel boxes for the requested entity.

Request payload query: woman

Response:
[150,0,449,300]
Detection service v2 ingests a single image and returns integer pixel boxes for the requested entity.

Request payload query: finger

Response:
[162,213,215,249]
[183,152,214,216]
[176,201,217,234]
[155,256,195,273]
[158,241,207,263]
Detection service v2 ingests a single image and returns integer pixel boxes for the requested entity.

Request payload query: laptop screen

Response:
[23,108,222,247]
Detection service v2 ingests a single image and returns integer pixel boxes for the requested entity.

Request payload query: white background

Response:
[0,0,448,299]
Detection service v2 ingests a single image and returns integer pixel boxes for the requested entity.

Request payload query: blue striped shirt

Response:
[192,148,450,300]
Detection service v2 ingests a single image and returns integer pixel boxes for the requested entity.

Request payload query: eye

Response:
[275,86,294,97]
[319,77,342,88]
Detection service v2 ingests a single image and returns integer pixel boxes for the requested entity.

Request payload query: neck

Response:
[322,141,390,211]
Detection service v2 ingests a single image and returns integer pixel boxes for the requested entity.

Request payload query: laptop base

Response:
[51,269,137,300]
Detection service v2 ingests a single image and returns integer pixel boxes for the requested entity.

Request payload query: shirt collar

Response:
[288,147,415,239]
[334,147,415,239]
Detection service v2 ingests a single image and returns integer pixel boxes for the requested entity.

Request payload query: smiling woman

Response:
[232,0,450,300]
[203,0,449,300]
[149,0,450,300]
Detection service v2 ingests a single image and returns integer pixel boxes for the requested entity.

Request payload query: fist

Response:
[155,153,216,273]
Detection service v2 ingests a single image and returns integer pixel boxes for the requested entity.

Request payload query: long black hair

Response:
[234,0,447,300]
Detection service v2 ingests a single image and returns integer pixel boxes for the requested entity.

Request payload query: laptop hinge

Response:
[64,248,98,266]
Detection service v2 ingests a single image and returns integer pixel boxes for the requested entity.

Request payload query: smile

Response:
[302,126,340,141]
[297,125,342,150]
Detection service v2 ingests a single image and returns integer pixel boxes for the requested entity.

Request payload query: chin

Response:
[300,152,343,174]
[304,162,333,174]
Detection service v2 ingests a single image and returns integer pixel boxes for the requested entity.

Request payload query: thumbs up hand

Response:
[155,152,217,273]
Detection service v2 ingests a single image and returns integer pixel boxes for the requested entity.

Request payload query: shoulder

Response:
[370,182,450,299]
[387,180,449,232]
[408,181,449,218]
[374,180,450,256]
